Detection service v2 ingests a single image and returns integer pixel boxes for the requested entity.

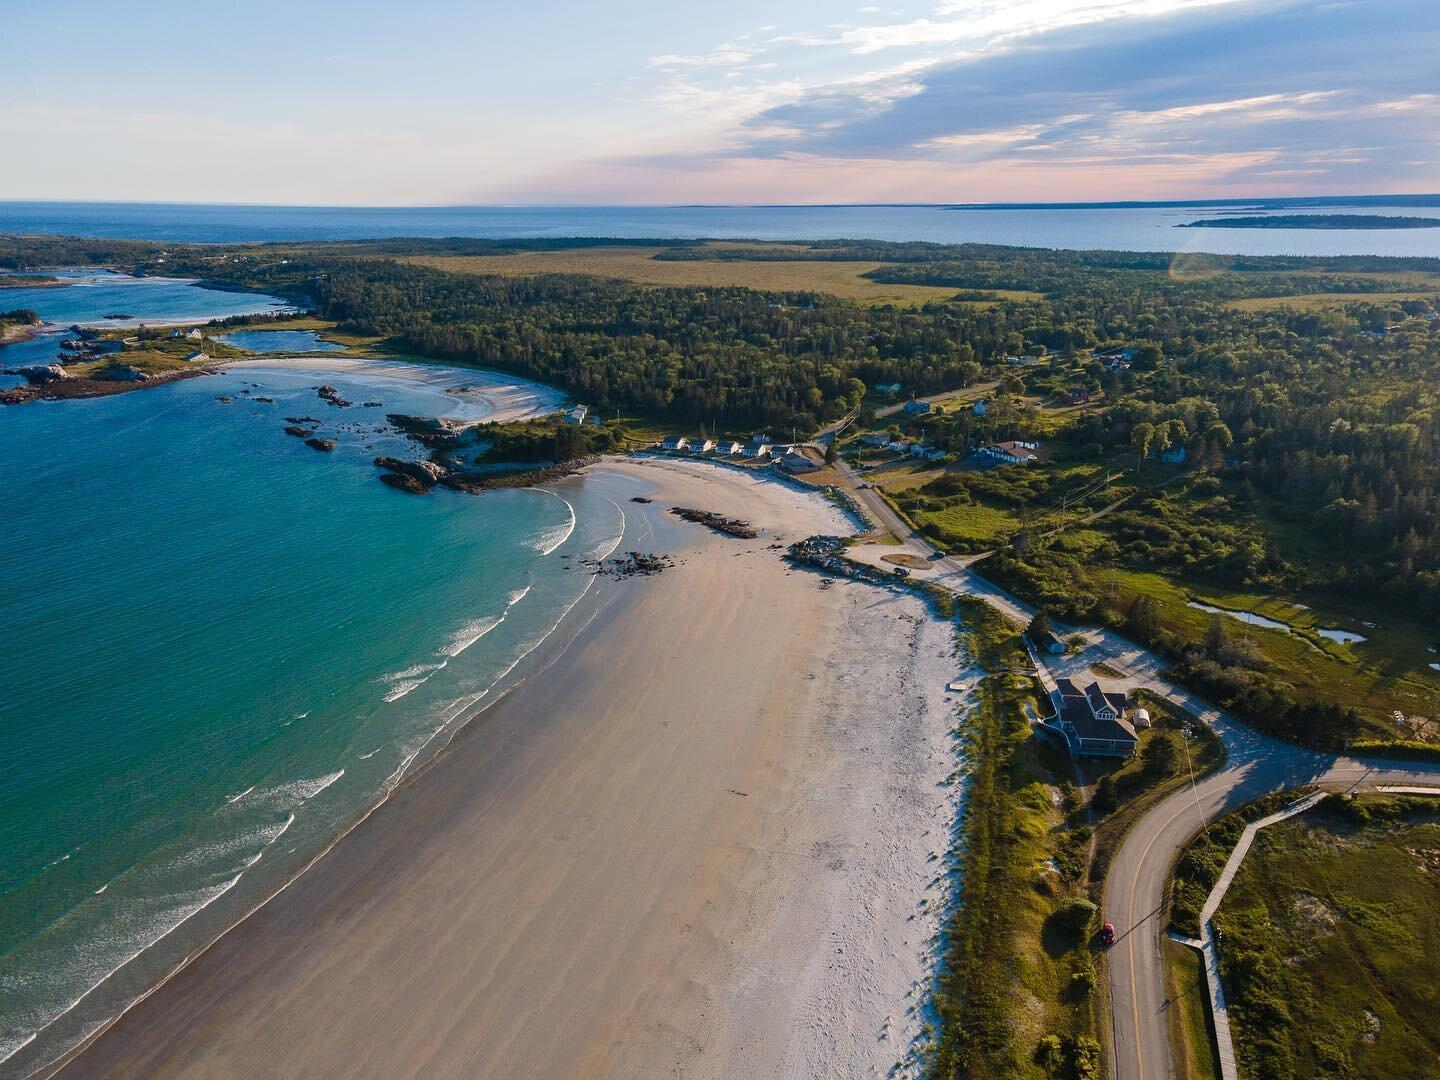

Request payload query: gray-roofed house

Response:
[1050,679,1138,758]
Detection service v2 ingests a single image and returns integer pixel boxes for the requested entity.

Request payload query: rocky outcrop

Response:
[284,425,314,437]
[378,472,432,495]
[8,363,67,385]
[305,438,337,452]
[317,384,352,408]
[374,456,447,489]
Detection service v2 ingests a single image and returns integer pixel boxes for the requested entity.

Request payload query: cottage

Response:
[687,438,716,454]
[660,435,689,451]
[1005,354,1040,367]
[563,404,589,425]
[902,398,932,415]
[1063,388,1092,405]
[1160,445,1187,464]
[860,432,891,448]
[922,447,947,462]
[741,441,772,458]
[875,382,903,396]
[713,440,744,456]
[1050,679,1138,758]
[182,351,209,363]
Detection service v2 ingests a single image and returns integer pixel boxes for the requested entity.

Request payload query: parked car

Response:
[1100,922,1116,946]
[892,566,911,578]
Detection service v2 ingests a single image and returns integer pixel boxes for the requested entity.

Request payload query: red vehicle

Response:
[1100,922,1116,946]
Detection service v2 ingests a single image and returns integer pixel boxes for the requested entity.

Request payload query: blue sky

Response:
[1,0,1435,204]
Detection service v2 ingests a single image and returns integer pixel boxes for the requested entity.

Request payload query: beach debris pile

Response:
[784,535,896,587]
[668,507,758,538]
[590,551,674,578]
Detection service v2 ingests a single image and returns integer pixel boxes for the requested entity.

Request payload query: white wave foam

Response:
[441,616,502,658]
[358,747,381,760]
[0,872,245,1067]
[508,585,532,607]
[524,488,577,554]
[224,786,255,805]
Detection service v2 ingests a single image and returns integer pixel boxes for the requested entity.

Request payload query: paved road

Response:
[826,453,1440,1079]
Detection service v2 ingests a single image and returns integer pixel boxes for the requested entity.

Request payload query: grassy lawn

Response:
[1213,796,1440,1079]
[399,248,967,307]
[1227,290,1434,312]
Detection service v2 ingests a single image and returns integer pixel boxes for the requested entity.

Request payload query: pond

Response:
[216,329,347,354]
[1187,601,1367,646]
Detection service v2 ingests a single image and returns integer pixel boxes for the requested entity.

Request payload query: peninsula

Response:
[1180,213,1440,229]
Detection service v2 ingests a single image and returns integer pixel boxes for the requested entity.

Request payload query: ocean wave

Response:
[224,785,255,805]
[0,872,245,1067]
[440,616,502,658]
[524,488,577,554]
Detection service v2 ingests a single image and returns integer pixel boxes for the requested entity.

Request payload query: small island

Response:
[1179,214,1440,230]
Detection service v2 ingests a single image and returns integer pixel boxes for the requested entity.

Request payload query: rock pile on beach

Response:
[591,551,674,578]
[667,507,758,539]
[8,362,68,385]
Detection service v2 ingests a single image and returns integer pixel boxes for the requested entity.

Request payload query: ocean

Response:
[5,200,1440,257]
[0,277,625,1071]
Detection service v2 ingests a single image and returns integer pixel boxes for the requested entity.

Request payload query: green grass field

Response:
[1214,797,1440,1078]
[1088,567,1440,733]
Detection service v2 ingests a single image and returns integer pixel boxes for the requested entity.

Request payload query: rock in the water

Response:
[373,456,447,486]
[305,438,337,452]
[284,424,315,437]
[378,472,431,495]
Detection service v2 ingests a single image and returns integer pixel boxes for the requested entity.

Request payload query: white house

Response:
[183,351,209,363]
[713,440,744,455]
[741,441,772,458]
[1005,354,1040,367]
[688,438,716,454]
[563,404,589,425]
[660,435,689,451]
[980,441,1037,465]
[860,432,891,448]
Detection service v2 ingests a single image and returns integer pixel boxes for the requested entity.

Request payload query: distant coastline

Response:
[1179,214,1440,231]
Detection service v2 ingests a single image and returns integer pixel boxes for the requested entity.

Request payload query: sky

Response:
[1,0,1436,205]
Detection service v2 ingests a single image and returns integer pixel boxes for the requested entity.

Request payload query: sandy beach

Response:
[55,458,965,1080]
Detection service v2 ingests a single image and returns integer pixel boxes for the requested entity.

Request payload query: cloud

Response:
[708,0,1440,196]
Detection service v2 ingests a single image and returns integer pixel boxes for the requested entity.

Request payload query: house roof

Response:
[990,441,1036,460]
[1055,677,1085,700]
[1062,704,1138,744]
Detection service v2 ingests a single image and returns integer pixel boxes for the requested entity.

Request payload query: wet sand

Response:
[58,459,963,1079]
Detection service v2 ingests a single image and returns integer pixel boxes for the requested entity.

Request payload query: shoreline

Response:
[45,458,966,1080]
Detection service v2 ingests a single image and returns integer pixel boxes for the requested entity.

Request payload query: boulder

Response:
[284,425,315,438]
[305,438,337,452]
[378,472,431,495]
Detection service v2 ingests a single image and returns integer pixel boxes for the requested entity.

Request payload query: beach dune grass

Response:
[1213,798,1440,1078]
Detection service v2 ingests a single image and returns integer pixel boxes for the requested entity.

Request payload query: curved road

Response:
[827,453,1440,1078]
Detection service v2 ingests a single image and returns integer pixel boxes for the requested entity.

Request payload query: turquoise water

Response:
[217,329,347,354]
[0,312,619,1069]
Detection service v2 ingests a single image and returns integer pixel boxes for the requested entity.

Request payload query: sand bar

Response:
[56,458,964,1080]
[221,355,569,423]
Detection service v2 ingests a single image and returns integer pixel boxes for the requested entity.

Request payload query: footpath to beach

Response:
[57,458,966,1080]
